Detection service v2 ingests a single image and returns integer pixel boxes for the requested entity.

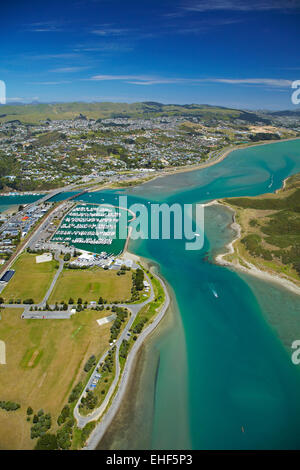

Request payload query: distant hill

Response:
[0,102,271,124]
[269,109,300,117]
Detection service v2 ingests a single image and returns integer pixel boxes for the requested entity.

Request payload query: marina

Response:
[51,202,134,256]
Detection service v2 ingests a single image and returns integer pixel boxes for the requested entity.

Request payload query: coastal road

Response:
[73,273,155,429]
[84,271,170,450]
[74,274,170,450]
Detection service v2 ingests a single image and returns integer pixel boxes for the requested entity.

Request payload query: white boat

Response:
[209,283,219,298]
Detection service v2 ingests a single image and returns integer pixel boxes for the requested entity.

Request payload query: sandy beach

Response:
[213,200,300,296]
[0,205,19,218]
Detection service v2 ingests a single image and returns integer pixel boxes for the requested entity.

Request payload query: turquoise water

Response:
[0,194,44,209]
[124,139,300,450]
[0,205,17,213]
[2,140,300,449]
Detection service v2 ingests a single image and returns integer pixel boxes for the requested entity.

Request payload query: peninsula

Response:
[217,172,300,294]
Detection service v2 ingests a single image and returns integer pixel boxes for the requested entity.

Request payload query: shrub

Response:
[35,434,58,450]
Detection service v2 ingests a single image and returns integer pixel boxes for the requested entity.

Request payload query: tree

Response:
[63,253,71,262]
[35,434,58,450]
[68,298,74,304]
[133,268,144,291]
[81,391,98,410]
[27,406,33,416]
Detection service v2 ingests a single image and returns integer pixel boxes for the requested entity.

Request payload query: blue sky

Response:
[1,0,300,109]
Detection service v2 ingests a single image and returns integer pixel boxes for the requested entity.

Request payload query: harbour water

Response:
[0,194,44,209]
[1,139,300,449]
[97,139,300,450]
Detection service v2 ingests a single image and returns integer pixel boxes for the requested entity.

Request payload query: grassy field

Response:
[48,268,132,304]
[1,253,57,304]
[0,308,112,449]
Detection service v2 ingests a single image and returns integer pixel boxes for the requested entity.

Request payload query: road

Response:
[83,271,170,450]
[0,200,68,278]
[73,273,155,429]
[39,252,64,308]
[0,186,68,236]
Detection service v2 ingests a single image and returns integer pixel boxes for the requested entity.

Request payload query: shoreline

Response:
[0,205,19,218]
[105,136,300,189]
[84,137,300,449]
[211,200,300,296]
[1,137,299,198]
[2,136,299,448]
[83,253,171,450]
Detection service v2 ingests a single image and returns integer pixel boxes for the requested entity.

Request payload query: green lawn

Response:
[2,253,57,303]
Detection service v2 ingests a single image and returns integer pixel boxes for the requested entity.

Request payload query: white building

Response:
[36,253,53,264]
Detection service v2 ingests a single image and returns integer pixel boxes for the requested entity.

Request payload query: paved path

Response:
[39,252,64,308]
[84,271,170,449]
[78,271,170,450]
[73,273,155,429]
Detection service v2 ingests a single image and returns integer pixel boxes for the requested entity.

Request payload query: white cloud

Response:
[28,81,71,85]
[208,78,293,86]
[6,97,24,102]
[27,53,81,61]
[25,21,64,32]
[50,66,90,73]
[6,96,40,103]
[88,74,157,81]
[91,26,133,37]
[87,74,293,87]
[183,0,300,12]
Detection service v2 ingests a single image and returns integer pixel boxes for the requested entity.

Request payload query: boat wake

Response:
[208,283,219,298]
[268,175,274,189]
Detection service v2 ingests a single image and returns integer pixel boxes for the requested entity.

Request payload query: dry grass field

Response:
[0,307,112,449]
[48,267,132,304]
[1,252,57,303]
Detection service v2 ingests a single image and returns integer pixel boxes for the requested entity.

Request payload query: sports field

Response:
[48,267,132,304]
[1,253,57,303]
[0,308,112,449]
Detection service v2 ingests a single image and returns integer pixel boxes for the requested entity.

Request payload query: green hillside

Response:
[0,102,270,124]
